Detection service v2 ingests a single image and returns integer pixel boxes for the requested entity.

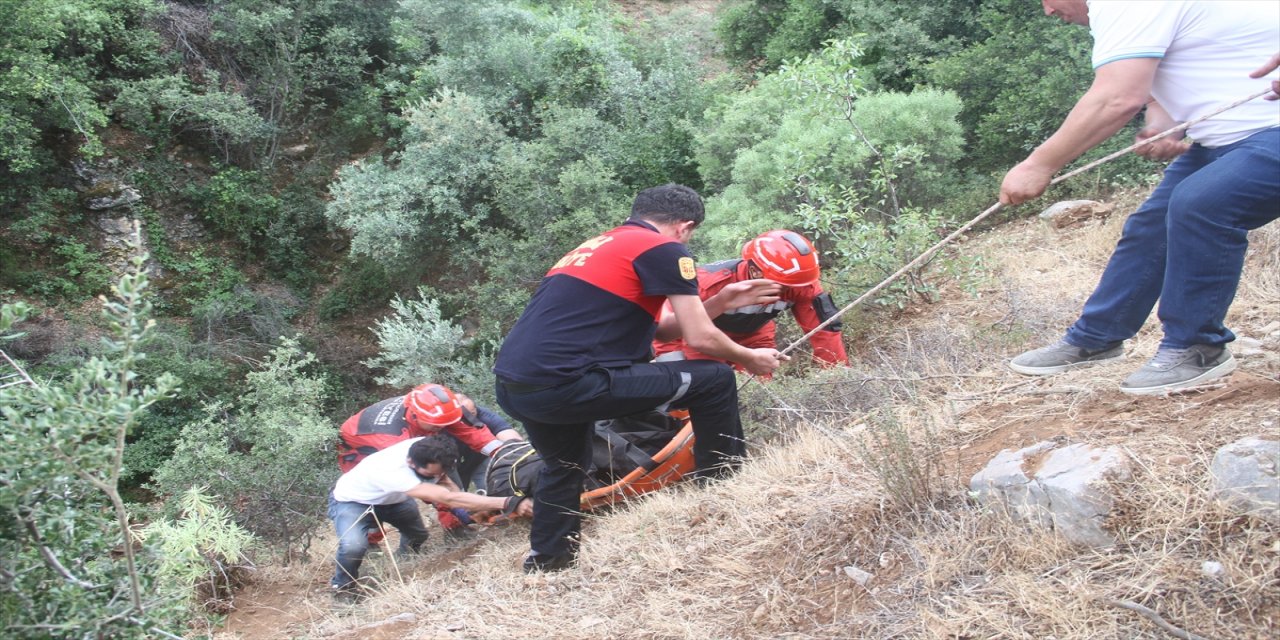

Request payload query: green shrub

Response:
[0,0,161,174]
[150,337,336,561]
[696,38,965,261]
[204,0,399,167]
[824,0,984,91]
[1,187,113,301]
[3,236,112,301]
[761,0,838,66]
[926,0,1161,198]
[124,322,243,487]
[715,0,790,67]
[324,88,508,268]
[695,73,793,192]
[164,248,248,314]
[185,166,279,249]
[113,74,270,163]
[317,256,395,321]
[136,487,255,614]
[364,287,499,404]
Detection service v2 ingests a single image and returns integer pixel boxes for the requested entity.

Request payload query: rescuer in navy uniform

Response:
[494,183,785,573]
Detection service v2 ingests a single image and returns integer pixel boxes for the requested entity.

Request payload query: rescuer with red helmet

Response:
[336,383,522,540]
[654,229,848,373]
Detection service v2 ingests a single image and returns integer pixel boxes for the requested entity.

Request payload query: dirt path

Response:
[218,531,502,639]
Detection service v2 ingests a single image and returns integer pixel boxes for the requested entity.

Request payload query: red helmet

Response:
[404,384,463,429]
[742,229,820,286]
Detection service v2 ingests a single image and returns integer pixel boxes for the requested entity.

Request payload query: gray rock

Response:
[971,441,1132,548]
[1210,436,1280,522]
[1233,336,1264,357]
[1038,200,1113,229]
[86,187,141,210]
[96,216,135,236]
[970,441,1056,529]
[841,565,874,587]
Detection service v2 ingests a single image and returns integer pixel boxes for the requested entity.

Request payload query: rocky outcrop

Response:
[971,440,1133,548]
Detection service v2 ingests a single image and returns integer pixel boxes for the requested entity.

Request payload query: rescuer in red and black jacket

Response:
[653,229,848,375]
[336,384,522,536]
[494,183,786,574]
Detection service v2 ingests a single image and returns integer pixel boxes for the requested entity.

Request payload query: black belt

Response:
[499,379,553,394]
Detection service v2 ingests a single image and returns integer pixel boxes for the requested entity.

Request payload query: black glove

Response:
[502,495,526,516]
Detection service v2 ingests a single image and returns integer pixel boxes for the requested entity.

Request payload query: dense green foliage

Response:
[716,0,985,89]
[0,0,163,175]
[0,0,1174,622]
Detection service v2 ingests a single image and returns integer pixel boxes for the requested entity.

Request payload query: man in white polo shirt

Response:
[1002,1,1280,395]
[328,435,532,597]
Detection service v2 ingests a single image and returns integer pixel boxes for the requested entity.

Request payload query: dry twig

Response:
[1101,597,1211,640]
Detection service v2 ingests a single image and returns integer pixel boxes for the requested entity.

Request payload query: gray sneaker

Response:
[1008,339,1125,376]
[1119,344,1235,395]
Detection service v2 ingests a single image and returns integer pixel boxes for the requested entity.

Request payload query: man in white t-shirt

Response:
[1002,0,1280,395]
[328,436,532,596]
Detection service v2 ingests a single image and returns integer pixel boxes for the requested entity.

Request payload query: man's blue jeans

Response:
[1064,127,1280,351]
[328,493,430,589]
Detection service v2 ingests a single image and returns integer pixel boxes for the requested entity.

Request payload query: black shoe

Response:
[330,583,367,604]
[522,551,576,574]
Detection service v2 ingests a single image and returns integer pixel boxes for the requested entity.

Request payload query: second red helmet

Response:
[404,383,464,429]
[741,229,820,286]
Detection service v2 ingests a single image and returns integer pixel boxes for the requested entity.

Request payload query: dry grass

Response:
[218,187,1280,639]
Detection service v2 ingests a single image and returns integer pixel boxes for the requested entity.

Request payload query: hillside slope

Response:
[217,190,1279,639]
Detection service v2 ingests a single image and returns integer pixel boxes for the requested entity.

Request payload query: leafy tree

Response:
[202,0,399,166]
[716,0,984,87]
[927,0,1094,174]
[825,0,984,91]
[349,0,716,338]
[487,106,628,276]
[150,336,335,561]
[0,0,163,175]
[324,88,509,269]
[113,74,270,164]
[716,0,824,69]
[927,0,1157,187]
[0,248,186,637]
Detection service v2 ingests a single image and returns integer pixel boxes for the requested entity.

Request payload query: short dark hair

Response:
[408,435,457,472]
[630,183,704,226]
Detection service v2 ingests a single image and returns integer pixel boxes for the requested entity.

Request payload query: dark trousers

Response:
[496,360,743,557]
